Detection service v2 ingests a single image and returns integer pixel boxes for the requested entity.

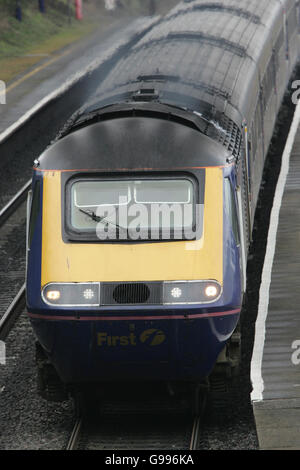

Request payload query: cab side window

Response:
[224,178,240,245]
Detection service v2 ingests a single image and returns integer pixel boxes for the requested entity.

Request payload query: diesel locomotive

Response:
[26,0,300,404]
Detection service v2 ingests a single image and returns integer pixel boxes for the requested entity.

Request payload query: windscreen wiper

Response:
[79,208,127,231]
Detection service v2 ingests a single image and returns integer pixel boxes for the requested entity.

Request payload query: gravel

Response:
[0,204,26,316]
[0,312,74,450]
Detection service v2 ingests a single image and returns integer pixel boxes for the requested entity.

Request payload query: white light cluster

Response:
[171,287,182,299]
[83,289,95,300]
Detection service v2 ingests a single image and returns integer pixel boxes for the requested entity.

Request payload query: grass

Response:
[0,2,78,58]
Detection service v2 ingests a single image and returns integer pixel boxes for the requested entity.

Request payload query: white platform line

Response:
[251,98,300,403]
[0,17,158,146]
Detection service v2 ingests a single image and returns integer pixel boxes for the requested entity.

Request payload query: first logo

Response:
[139,329,166,346]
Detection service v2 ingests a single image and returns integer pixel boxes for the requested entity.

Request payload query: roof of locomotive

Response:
[82,0,284,120]
[36,108,231,171]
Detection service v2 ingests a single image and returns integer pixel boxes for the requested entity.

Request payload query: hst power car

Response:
[26,0,299,405]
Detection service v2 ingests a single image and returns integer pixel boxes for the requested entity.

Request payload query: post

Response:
[75,0,83,20]
[15,0,22,21]
[149,0,156,15]
[68,0,72,24]
[38,0,46,13]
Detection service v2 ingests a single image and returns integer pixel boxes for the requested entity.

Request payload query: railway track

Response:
[67,414,201,451]
[66,393,203,451]
[67,418,83,450]
[0,184,28,341]
[0,180,31,228]
[0,284,26,341]
[0,177,30,340]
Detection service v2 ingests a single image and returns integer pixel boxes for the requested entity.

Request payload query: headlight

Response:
[163,280,222,304]
[42,283,100,306]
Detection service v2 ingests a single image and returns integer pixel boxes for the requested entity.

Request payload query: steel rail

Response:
[67,413,201,451]
[66,418,82,450]
[0,283,26,340]
[189,416,201,450]
[0,180,31,227]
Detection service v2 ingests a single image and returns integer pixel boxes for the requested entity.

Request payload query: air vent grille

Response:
[101,282,163,305]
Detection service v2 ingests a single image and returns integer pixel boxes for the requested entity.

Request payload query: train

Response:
[26,0,300,407]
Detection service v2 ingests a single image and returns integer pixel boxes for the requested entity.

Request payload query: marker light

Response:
[46,290,61,301]
[83,288,95,300]
[171,287,182,299]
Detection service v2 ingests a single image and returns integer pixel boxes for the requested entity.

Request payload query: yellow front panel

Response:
[41,168,223,286]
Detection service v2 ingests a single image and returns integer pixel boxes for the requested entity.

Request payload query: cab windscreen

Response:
[66,176,202,242]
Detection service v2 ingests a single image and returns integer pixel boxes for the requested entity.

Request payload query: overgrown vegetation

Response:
[0,1,82,56]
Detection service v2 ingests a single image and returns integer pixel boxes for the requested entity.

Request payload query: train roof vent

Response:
[132,88,159,102]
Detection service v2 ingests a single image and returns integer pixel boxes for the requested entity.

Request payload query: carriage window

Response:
[224,178,240,245]
[69,177,199,241]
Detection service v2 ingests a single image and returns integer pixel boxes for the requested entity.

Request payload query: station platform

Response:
[0,15,155,143]
[251,101,300,450]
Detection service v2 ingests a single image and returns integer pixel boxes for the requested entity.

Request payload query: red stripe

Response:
[27,308,240,322]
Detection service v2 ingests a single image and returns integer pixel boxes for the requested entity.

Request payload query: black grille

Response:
[101,282,163,305]
[113,283,150,304]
